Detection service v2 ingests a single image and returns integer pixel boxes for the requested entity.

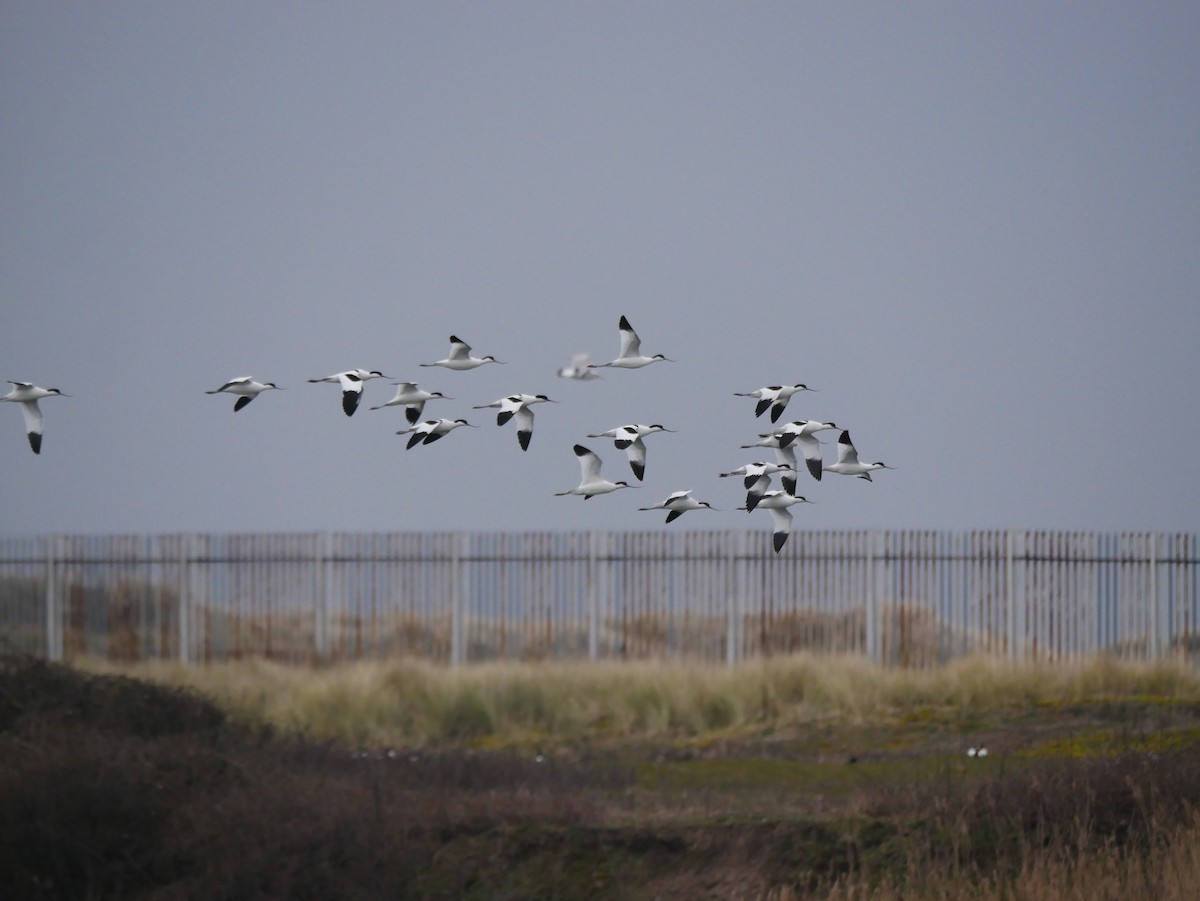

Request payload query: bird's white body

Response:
[556,353,602,380]
[397,418,476,449]
[206,376,281,412]
[734,383,813,423]
[472,393,556,451]
[823,430,895,481]
[420,336,503,370]
[719,461,795,511]
[585,423,674,481]
[307,369,390,416]
[590,315,673,369]
[1,380,68,454]
[739,490,814,553]
[739,435,800,496]
[370,382,451,424]
[638,489,718,523]
[554,444,635,498]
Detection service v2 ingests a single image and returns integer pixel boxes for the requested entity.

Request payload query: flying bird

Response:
[370,382,452,424]
[585,423,675,481]
[556,353,602,380]
[205,377,282,412]
[419,336,504,370]
[472,393,556,450]
[1,380,68,454]
[823,430,896,481]
[307,369,390,416]
[739,435,800,496]
[638,489,718,524]
[554,444,636,498]
[734,384,814,422]
[738,490,814,553]
[396,418,477,449]
[590,315,674,369]
[719,461,795,512]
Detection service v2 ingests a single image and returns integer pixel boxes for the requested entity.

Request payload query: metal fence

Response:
[0,530,1196,667]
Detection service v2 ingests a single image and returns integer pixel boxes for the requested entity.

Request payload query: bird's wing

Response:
[766,505,794,535]
[625,437,647,480]
[663,490,693,505]
[406,400,426,424]
[617,315,641,358]
[446,336,471,360]
[572,445,603,483]
[836,430,860,466]
[794,432,824,481]
[19,400,43,438]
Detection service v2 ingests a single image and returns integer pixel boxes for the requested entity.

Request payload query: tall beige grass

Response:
[83,653,1200,748]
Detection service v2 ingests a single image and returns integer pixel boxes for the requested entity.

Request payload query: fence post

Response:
[44,534,62,662]
[587,530,604,661]
[1148,532,1160,660]
[866,531,880,664]
[177,534,191,664]
[1007,529,1024,661]
[315,532,333,661]
[727,530,745,667]
[451,532,469,666]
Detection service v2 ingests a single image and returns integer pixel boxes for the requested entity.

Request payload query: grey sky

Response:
[2,3,1198,537]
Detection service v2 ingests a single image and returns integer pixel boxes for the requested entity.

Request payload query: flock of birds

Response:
[4,315,893,552]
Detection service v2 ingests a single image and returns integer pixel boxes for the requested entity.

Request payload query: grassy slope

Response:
[7,654,1200,899]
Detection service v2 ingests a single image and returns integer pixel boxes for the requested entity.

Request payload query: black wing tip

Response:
[28,433,42,454]
[449,334,463,343]
[754,399,771,417]
[619,315,632,330]
[665,509,683,524]
[497,410,514,426]
[631,462,645,481]
[770,403,786,422]
[782,477,797,495]
[405,433,423,449]
[573,444,589,456]
[517,430,531,451]
[806,459,823,481]
[773,532,789,554]
[839,430,852,444]
[234,396,253,412]
[342,392,361,416]
[406,407,420,424]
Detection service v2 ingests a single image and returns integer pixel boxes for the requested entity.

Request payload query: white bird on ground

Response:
[1,381,69,454]
[638,489,718,524]
[556,353,602,380]
[739,435,800,496]
[554,444,636,498]
[719,461,795,512]
[419,336,504,371]
[205,377,282,412]
[590,315,674,369]
[472,393,557,451]
[369,382,452,424]
[396,418,477,449]
[307,369,391,416]
[823,430,896,481]
[738,490,814,554]
[585,423,675,481]
[733,384,815,423]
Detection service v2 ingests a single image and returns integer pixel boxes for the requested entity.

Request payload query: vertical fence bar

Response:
[177,534,191,664]
[315,532,332,661]
[451,532,468,666]
[44,534,62,662]
[1149,532,1160,659]
[866,530,880,664]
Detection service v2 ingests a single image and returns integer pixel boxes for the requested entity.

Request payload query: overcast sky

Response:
[2,3,1198,538]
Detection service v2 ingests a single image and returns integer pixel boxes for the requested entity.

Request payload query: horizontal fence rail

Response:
[0,531,1196,667]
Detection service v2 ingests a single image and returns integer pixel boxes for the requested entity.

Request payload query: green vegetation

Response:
[5,653,1200,898]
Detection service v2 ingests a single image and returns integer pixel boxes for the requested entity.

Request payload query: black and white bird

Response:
[396,418,476,449]
[733,384,814,423]
[719,462,796,512]
[419,336,504,371]
[823,430,896,481]
[590,316,674,369]
[556,353,602,380]
[1,380,68,454]
[370,382,452,424]
[738,490,814,553]
[585,423,675,481]
[307,369,390,416]
[638,489,718,524]
[205,377,282,412]
[472,393,556,451]
[554,444,636,498]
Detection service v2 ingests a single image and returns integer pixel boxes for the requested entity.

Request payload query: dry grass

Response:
[82,652,1200,748]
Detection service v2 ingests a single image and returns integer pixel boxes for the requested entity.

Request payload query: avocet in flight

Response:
[554,444,636,498]
[590,316,674,369]
[396,418,476,449]
[823,430,896,481]
[2,381,68,454]
[734,384,814,423]
[719,461,795,512]
[738,490,814,553]
[307,369,390,416]
[585,423,674,481]
[556,353,602,380]
[419,336,504,371]
[739,435,800,496]
[638,489,718,524]
[370,382,452,424]
[205,377,282,412]
[472,393,556,451]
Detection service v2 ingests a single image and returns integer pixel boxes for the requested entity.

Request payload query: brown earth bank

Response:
[3,654,1200,900]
